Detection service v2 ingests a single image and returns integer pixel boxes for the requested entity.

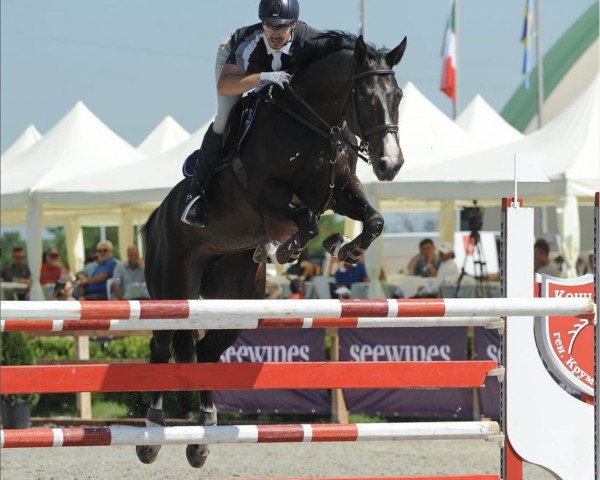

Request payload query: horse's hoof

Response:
[136,445,162,464]
[338,244,361,264]
[323,233,351,258]
[275,246,300,264]
[186,444,210,468]
[253,240,280,264]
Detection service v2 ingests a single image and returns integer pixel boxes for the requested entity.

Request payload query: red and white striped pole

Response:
[1,421,501,448]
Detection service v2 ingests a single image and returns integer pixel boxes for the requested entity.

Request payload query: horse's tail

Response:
[141,207,159,253]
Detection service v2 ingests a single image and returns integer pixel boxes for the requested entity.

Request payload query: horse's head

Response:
[352,35,406,181]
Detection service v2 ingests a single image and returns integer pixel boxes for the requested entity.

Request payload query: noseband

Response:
[350,69,399,161]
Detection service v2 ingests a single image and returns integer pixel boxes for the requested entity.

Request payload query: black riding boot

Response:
[181,124,223,227]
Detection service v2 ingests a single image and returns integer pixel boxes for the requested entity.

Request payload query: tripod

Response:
[454,229,489,298]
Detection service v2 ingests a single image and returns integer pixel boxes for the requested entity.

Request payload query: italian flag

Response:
[440,1,456,100]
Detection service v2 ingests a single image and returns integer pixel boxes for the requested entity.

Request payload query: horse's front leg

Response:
[324,176,384,264]
[275,204,319,264]
[135,330,174,464]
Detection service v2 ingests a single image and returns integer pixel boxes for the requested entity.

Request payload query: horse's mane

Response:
[295,31,388,71]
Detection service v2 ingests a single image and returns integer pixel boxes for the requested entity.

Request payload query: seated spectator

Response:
[1,247,32,300]
[576,250,594,276]
[334,260,369,289]
[286,250,322,280]
[406,238,440,277]
[52,277,76,301]
[81,248,99,276]
[265,281,282,299]
[40,248,69,285]
[425,242,459,296]
[288,278,305,299]
[534,238,562,277]
[78,240,119,300]
[113,245,147,300]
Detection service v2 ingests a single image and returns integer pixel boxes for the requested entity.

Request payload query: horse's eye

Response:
[396,89,403,101]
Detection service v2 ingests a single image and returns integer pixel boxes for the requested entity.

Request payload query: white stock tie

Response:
[271,51,282,71]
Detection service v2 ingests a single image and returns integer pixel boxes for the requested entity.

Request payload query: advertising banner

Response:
[339,328,472,419]
[214,329,330,414]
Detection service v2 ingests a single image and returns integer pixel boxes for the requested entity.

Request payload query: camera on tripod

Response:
[460,203,484,236]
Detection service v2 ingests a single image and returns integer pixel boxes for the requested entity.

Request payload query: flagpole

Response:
[534,0,544,127]
[453,0,459,119]
[360,0,367,40]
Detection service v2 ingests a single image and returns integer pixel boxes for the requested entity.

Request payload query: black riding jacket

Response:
[226,21,330,74]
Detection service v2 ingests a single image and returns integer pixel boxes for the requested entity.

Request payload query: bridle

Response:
[349,69,399,161]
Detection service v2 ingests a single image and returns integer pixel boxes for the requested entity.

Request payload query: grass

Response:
[92,400,129,418]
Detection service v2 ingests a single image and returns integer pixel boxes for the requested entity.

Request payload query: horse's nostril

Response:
[378,158,389,171]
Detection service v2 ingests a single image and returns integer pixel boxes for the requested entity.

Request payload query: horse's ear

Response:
[354,35,369,66]
[385,36,407,67]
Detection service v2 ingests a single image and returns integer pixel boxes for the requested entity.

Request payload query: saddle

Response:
[182,87,270,179]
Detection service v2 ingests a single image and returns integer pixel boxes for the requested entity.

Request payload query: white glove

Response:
[259,71,291,89]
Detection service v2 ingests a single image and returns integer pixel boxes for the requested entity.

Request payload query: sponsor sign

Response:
[534,274,595,396]
[339,327,472,419]
[214,329,329,414]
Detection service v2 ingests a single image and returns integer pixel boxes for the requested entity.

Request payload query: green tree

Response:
[0,231,26,270]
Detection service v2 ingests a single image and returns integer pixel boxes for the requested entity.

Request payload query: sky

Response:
[1,0,596,151]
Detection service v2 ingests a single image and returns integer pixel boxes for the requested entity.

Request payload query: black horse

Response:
[136,34,406,468]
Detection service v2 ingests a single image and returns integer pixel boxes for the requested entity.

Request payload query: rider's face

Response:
[262,21,295,50]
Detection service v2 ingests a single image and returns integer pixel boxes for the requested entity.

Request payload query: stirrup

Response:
[181,196,206,227]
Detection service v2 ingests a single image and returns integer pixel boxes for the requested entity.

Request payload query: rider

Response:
[182,0,332,227]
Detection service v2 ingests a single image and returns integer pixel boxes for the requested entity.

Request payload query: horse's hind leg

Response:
[135,330,174,464]
[185,250,265,468]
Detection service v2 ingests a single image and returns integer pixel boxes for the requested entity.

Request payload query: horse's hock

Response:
[0,195,599,480]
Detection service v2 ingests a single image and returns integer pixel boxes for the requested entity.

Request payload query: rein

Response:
[265,67,397,215]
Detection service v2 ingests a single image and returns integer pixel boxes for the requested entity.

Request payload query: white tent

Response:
[356,81,481,182]
[137,115,190,155]
[0,101,144,298]
[1,101,144,210]
[456,95,523,147]
[1,124,42,164]
[367,74,600,275]
[37,120,211,206]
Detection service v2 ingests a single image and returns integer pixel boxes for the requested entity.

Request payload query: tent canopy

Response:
[456,95,523,147]
[1,124,42,164]
[1,101,144,211]
[370,74,600,203]
[356,81,481,181]
[137,115,190,155]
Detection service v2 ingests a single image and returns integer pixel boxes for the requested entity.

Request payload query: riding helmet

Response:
[258,0,300,25]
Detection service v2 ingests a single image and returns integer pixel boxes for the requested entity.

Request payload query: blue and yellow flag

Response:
[521,0,534,89]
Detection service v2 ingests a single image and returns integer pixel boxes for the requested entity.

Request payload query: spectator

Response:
[334,260,369,289]
[576,250,594,276]
[113,245,147,300]
[52,277,75,301]
[1,247,31,300]
[288,278,305,299]
[426,242,459,296]
[534,238,562,277]
[406,238,440,277]
[82,248,99,276]
[78,240,119,300]
[40,248,69,285]
[286,250,322,280]
[265,281,282,299]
